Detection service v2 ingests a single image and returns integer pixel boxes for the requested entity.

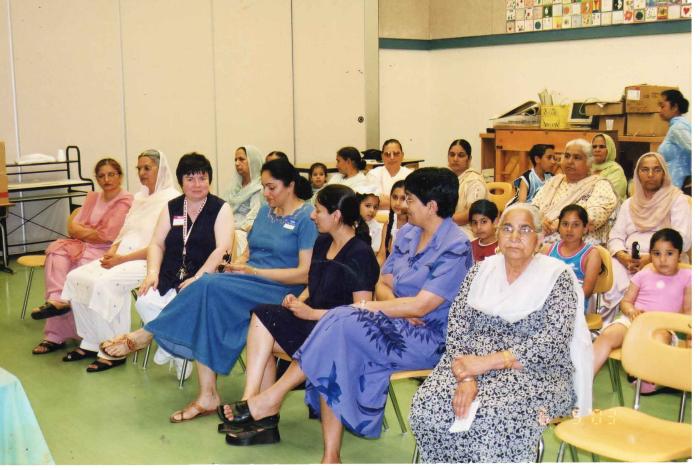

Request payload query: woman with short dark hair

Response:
[658,89,691,188]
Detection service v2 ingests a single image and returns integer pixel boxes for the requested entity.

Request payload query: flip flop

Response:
[170,401,218,424]
[86,358,126,373]
[32,340,66,355]
[31,302,71,320]
[62,348,98,362]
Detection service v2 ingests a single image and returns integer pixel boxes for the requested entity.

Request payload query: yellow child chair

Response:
[485,182,514,213]
[555,311,692,462]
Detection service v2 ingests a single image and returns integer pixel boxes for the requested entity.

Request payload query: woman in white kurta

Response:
[223,145,263,257]
[63,150,179,362]
[598,152,691,323]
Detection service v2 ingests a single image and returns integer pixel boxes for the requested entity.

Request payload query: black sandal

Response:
[62,348,98,362]
[31,302,71,320]
[86,358,126,373]
[32,340,66,355]
[225,425,280,446]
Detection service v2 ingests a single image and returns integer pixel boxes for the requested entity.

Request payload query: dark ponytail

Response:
[316,185,371,245]
[384,179,406,258]
[337,146,367,172]
[261,158,313,200]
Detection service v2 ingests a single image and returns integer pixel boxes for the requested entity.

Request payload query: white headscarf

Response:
[115,149,180,251]
[466,253,593,416]
[225,145,263,209]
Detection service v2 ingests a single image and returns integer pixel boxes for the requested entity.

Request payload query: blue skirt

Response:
[145,272,304,375]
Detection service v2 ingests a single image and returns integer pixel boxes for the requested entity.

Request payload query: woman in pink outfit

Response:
[31,158,133,359]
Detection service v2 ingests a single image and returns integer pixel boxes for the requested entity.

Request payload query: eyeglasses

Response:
[638,167,664,175]
[499,224,538,237]
[97,172,119,180]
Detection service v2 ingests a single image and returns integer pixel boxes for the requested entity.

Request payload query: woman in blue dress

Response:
[224,168,473,462]
[658,89,691,190]
[102,158,317,422]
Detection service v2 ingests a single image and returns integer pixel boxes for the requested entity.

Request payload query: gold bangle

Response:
[502,350,513,369]
[461,376,475,383]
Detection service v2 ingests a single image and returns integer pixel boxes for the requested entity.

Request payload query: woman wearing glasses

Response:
[532,139,618,245]
[598,152,691,323]
[410,203,592,463]
[30,159,133,357]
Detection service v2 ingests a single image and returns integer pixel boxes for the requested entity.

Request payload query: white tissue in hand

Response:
[449,400,480,433]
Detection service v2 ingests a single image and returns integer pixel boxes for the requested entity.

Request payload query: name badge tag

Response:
[282,216,296,231]
[173,215,185,226]
[283,223,295,230]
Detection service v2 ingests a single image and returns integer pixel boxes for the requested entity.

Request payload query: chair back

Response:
[486,182,514,213]
[592,245,613,294]
[621,311,692,392]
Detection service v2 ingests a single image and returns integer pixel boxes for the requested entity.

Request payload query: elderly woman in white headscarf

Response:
[224,145,263,257]
[532,138,618,245]
[60,149,179,363]
[409,203,592,463]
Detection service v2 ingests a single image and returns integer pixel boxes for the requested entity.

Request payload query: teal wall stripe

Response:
[379,20,690,50]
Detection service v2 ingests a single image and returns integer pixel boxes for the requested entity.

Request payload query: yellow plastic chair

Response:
[485,182,514,213]
[585,245,613,332]
[17,255,47,319]
[555,312,692,462]
[375,212,389,224]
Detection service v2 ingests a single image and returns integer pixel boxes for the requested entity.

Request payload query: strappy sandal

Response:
[32,340,65,355]
[99,334,140,359]
[62,348,98,362]
[30,302,71,320]
[169,401,218,424]
[86,358,126,373]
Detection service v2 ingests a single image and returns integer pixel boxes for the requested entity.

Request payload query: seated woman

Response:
[367,139,413,211]
[591,133,627,201]
[599,152,690,322]
[31,158,133,357]
[102,158,316,420]
[376,179,407,266]
[224,145,263,257]
[61,150,179,369]
[92,153,233,372]
[593,229,691,385]
[447,139,487,237]
[224,168,472,462]
[409,203,592,463]
[532,138,618,245]
[219,184,380,443]
[327,146,369,191]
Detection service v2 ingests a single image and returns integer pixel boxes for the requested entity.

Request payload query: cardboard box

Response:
[625,84,678,113]
[585,101,624,116]
[626,113,669,137]
[596,115,626,133]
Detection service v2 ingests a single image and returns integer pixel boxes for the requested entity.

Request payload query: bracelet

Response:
[502,350,514,369]
[360,299,367,309]
[460,376,475,383]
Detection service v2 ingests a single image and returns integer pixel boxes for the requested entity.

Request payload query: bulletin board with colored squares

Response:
[506,0,692,34]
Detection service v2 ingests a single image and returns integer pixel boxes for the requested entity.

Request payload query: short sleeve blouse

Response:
[247,203,317,269]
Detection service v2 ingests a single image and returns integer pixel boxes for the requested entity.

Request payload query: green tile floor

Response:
[0,258,691,464]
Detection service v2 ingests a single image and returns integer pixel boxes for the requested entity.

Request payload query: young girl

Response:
[357,191,383,254]
[468,199,499,262]
[592,228,691,383]
[377,180,407,266]
[309,162,328,194]
[543,204,601,312]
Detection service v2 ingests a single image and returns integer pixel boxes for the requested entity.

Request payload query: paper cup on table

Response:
[605,119,614,131]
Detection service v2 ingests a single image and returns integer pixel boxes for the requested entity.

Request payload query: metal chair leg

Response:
[591,453,599,462]
[536,436,545,463]
[178,360,189,389]
[569,445,579,462]
[238,356,246,373]
[388,382,408,434]
[678,391,688,423]
[412,443,420,463]
[141,341,152,369]
[21,267,35,320]
[556,442,566,462]
[608,359,624,406]
[382,415,388,431]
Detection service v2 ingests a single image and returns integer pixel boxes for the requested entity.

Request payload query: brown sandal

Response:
[169,401,218,424]
[99,334,139,359]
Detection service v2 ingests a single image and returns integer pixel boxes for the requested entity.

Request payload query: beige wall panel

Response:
[379,0,429,40]
[425,33,691,170]
[212,0,294,193]
[121,0,216,192]
[0,0,18,161]
[491,0,507,35]
[378,49,432,164]
[10,0,124,180]
[430,0,493,39]
[292,0,367,166]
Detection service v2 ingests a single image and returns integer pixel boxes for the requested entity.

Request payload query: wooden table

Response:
[480,127,663,183]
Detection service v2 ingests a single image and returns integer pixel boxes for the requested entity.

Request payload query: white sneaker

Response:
[173,357,193,381]
[153,347,172,365]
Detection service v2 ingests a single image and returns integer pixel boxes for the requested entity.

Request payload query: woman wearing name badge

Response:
[409,203,591,463]
[223,145,264,257]
[657,89,692,190]
[102,158,317,422]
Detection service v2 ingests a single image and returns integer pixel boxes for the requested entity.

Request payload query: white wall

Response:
[380,32,692,170]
